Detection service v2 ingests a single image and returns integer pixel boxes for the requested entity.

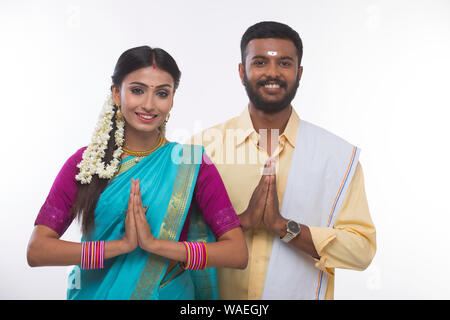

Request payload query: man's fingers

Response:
[258,170,267,185]
[266,176,278,209]
[254,175,268,199]
[263,158,277,176]
[269,175,277,193]
[261,175,270,194]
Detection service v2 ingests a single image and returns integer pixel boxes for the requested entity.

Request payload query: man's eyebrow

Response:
[250,55,269,60]
[250,55,295,61]
[279,56,295,61]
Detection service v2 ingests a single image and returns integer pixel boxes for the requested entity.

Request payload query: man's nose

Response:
[265,60,279,78]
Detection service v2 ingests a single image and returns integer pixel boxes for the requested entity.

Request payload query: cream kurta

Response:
[190,107,376,300]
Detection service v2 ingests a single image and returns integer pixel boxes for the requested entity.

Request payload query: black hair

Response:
[72,45,181,236]
[112,45,181,90]
[240,21,303,67]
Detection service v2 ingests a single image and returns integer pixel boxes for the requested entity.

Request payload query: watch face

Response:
[288,221,300,233]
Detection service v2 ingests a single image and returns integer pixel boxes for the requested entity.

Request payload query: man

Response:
[191,21,376,300]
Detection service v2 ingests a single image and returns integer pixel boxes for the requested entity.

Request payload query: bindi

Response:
[267,51,278,56]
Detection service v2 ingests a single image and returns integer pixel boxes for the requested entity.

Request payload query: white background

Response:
[1,0,449,299]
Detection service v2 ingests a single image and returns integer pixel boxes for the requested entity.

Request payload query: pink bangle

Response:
[81,241,105,270]
[200,242,207,270]
[182,241,207,270]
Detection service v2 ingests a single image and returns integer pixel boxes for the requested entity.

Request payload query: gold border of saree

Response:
[130,150,198,300]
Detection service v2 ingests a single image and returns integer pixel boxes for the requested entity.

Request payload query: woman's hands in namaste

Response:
[122,178,157,253]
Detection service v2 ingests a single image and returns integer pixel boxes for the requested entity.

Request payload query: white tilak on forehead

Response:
[267,51,278,56]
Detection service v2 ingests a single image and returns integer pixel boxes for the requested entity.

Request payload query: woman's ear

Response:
[111,85,121,106]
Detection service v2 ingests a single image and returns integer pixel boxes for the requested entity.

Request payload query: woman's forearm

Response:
[27,235,128,267]
[202,239,248,269]
[143,229,248,270]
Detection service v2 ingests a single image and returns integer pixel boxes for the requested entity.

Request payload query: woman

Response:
[26,46,248,300]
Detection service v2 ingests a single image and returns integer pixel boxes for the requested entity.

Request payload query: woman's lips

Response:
[136,112,157,123]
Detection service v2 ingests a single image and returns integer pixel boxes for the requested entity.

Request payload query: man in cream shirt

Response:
[191,21,376,300]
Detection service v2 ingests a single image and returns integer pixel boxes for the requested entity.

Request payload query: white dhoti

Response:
[262,120,360,300]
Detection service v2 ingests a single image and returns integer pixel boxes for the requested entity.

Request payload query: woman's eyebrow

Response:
[129,81,149,87]
[129,81,172,89]
[154,84,173,89]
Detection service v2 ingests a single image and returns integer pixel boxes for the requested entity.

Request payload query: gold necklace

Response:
[123,136,166,157]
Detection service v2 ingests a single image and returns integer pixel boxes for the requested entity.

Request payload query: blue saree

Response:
[67,142,218,300]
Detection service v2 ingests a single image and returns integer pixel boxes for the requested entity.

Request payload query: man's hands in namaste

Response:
[121,178,156,253]
[239,159,286,234]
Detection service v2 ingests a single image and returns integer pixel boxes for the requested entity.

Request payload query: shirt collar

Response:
[282,107,300,147]
[234,105,300,147]
[233,105,255,146]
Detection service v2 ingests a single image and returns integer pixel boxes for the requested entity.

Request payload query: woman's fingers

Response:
[133,179,147,228]
[136,179,143,208]
[121,179,139,251]
[133,179,140,217]
[136,179,147,217]
[129,179,149,225]
[128,179,135,214]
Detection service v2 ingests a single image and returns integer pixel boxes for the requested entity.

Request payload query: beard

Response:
[243,73,300,114]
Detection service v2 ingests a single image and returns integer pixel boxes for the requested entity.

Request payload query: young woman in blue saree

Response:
[27,46,248,300]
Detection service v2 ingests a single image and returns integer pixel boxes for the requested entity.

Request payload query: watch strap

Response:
[281,231,296,243]
[280,220,301,243]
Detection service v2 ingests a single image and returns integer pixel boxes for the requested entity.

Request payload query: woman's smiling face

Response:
[112,66,175,135]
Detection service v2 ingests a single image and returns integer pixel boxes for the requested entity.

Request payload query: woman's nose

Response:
[142,95,154,112]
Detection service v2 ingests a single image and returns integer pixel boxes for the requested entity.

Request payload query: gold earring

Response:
[158,113,170,137]
[115,104,122,120]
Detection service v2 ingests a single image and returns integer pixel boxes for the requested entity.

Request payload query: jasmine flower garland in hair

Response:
[76,94,125,184]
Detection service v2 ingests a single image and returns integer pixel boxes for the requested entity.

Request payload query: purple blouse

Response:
[34,147,241,240]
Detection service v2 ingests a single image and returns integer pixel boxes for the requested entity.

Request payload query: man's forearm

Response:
[271,216,320,259]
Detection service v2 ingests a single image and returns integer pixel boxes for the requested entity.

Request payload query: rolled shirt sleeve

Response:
[309,163,376,275]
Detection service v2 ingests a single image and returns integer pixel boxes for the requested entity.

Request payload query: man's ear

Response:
[298,66,303,81]
[239,63,246,85]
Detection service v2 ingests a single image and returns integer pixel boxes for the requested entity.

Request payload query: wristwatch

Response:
[280,220,301,243]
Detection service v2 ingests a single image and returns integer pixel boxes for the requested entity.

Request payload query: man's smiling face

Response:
[240,38,303,114]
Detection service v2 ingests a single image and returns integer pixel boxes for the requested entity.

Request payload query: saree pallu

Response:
[67,142,218,300]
